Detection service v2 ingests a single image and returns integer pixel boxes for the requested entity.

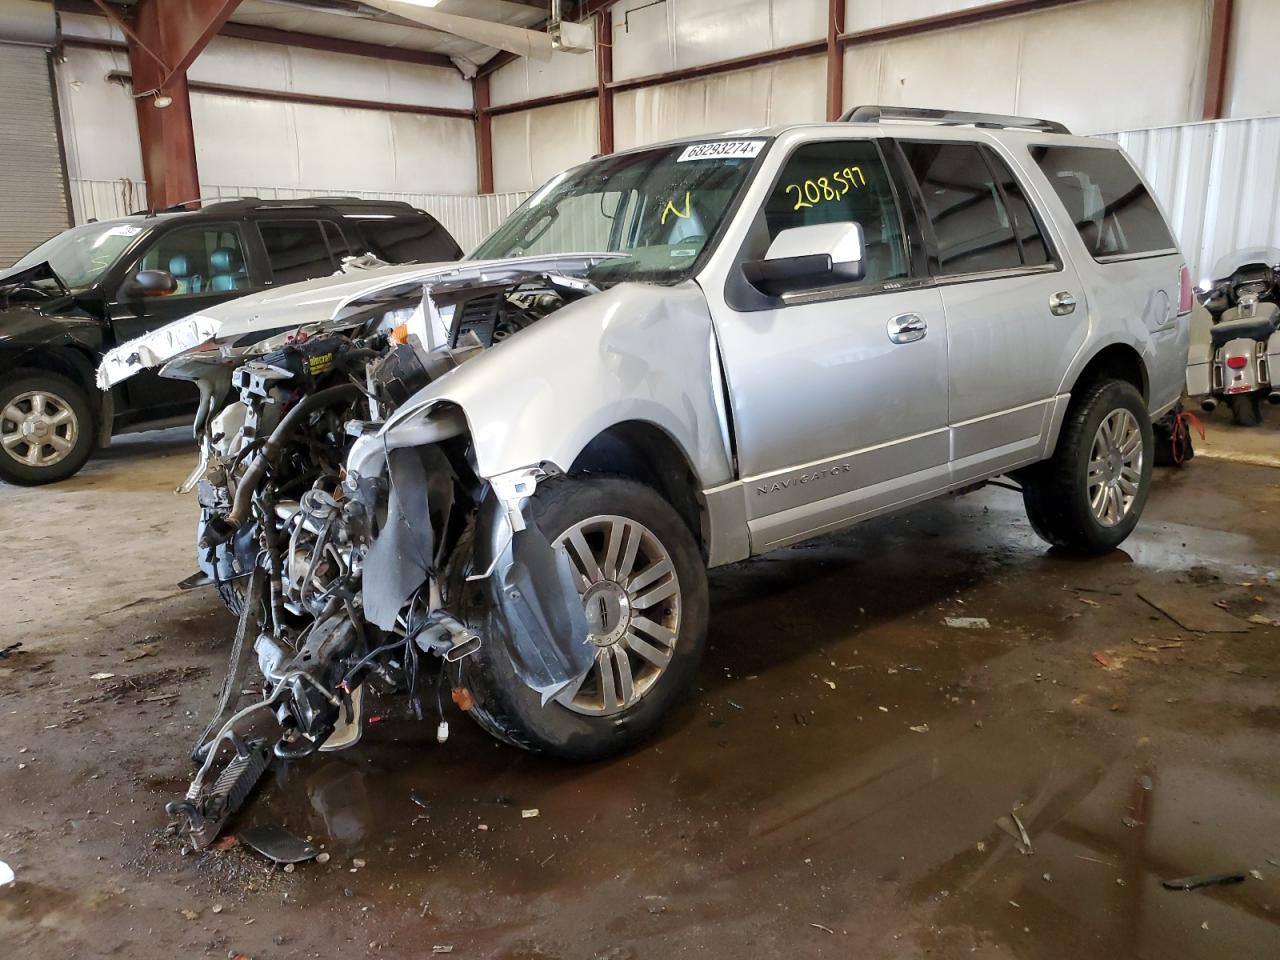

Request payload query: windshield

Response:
[11,220,147,289]
[471,140,766,282]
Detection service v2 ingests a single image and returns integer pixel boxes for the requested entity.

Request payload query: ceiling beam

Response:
[836,0,1087,47]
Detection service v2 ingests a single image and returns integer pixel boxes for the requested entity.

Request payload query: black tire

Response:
[0,368,95,486]
[1229,393,1264,427]
[452,475,709,760]
[1021,379,1154,555]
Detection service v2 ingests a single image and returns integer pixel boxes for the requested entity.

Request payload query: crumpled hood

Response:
[95,253,622,390]
[0,260,69,304]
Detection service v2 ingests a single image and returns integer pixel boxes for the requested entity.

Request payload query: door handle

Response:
[887,313,927,344]
[1049,291,1077,316]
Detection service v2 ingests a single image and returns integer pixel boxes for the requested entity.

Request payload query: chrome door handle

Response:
[887,313,927,344]
[1049,291,1077,316]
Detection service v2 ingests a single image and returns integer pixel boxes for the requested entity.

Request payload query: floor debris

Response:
[944,617,990,629]
[1138,588,1251,633]
[809,922,835,934]
[89,672,116,681]
[237,825,319,865]
[522,809,540,819]
[0,860,13,887]
[0,641,21,658]
[1162,873,1247,891]
[995,810,1034,855]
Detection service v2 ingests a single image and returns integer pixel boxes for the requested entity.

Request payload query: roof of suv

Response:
[131,197,432,219]
[620,105,1107,156]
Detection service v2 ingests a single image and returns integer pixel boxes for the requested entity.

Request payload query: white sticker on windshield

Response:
[106,225,143,237]
[676,140,766,162]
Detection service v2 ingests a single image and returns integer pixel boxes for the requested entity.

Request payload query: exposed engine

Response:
[164,270,599,848]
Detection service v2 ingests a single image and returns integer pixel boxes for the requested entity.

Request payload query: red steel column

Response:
[826,0,845,121]
[118,0,241,207]
[596,9,614,154]
[1202,0,1234,120]
[475,74,494,194]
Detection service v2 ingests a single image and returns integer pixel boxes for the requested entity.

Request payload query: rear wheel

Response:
[1229,393,1264,427]
[0,369,95,486]
[1021,379,1153,554]
[455,475,709,760]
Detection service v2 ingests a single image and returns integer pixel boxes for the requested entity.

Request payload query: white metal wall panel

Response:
[614,55,825,150]
[611,0,825,82]
[187,36,472,110]
[845,0,998,32]
[490,47,597,107]
[189,94,477,196]
[54,46,143,184]
[843,0,1208,133]
[0,42,69,266]
[491,98,599,194]
[1105,115,1280,283]
[1224,0,1280,119]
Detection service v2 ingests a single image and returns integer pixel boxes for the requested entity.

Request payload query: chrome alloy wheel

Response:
[1,391,79,469]
[552,515,682,716]
[1087,408,1143,527]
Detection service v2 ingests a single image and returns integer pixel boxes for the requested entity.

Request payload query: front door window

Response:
[135,225,247,296]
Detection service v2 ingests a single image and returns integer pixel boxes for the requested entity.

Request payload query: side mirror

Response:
[742,221,865,297]
[119,269,177,300]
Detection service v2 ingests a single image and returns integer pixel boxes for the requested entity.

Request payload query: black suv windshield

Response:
[12,219,147,289]
[471,140,766,283]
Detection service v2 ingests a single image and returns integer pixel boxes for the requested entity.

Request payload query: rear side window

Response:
[352,215,462,263]
[1030,145,1175,260]
[900,141,1049,275]
[257,220,336,284]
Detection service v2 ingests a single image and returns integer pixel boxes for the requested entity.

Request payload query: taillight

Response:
[1226,355,1248,370]
[1178,264,1194,316]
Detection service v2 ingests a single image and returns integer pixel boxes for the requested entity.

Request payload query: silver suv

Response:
[113,107,1192,842]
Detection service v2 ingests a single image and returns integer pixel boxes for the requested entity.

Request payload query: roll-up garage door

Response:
[0,0,70,268]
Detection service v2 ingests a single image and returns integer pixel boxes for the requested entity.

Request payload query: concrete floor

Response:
[1,421,1278,960]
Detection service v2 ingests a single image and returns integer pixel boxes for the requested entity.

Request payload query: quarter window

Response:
[900,141,1047,275]
[764,140,908,286]
[136,225,246,296]
[353,215,462,263]
[258,220,337,284]
[1030,145,1175,259]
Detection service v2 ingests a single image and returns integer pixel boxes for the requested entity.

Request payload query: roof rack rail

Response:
[840,105,1071,136]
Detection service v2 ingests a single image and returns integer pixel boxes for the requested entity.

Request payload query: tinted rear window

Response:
[352,215,461,264]
[1030,145,1175,260]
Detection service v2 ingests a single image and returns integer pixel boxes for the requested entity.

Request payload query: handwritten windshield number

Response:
[785,166,867,211]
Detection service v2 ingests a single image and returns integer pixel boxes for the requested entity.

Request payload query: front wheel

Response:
[1229,393,1264,427]
[455,475,709,760]
[0,369,95,486]
[1021,380,1153,555]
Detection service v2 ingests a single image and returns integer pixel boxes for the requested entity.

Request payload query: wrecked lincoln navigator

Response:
[99,112,1190,847]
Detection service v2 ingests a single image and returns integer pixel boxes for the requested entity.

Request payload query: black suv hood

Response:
[0,260,70,306]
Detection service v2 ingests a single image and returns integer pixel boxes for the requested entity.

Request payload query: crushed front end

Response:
[155,265,607,848]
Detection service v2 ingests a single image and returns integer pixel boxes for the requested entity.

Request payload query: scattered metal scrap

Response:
[237,824,319,865]
[1161,872,1246,891]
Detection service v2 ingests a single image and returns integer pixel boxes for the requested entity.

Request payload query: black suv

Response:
[0,198,461,485]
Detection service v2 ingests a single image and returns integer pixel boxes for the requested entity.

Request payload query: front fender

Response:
[378,281,734,488]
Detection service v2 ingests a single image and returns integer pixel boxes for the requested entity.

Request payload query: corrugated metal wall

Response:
[67,178,529,253]
[1103,114,1280,282]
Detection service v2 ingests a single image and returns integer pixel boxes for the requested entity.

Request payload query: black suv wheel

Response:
[0,369,95,486]
[1020,380,1153,554]
[453,476,710,760]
